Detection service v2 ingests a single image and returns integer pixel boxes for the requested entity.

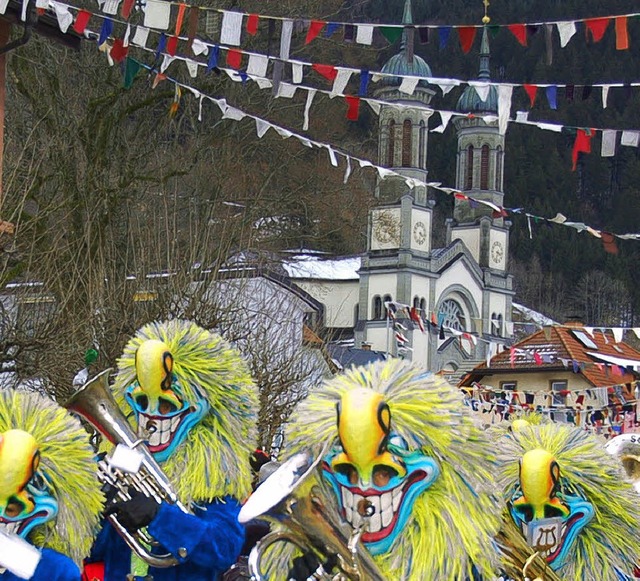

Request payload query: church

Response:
[282,0,514,377]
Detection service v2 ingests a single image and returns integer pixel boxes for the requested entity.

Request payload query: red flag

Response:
[523,84,537,108]
[507,24,527,46]
[533,352,542,365]
[120,0,134,19]
[601,231,619,254]
[110,38,128,63]
[312,63,338,82]
[410,307,425,333]
[345,96,360,121]
[457,26,476,54]
[510,347,516,368]
[166,35,178,56]
[572,128,593,170]
[73,10,91,34]
[246,13,259,36]
[226,49,243,70]
[585,17,610,43]
[430,312,438,327]
[305,20,326,44]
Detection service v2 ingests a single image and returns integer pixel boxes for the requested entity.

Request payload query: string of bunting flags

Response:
[74,23,640,254]
[33,1,640,172]
[29,2,640,254]
[51,0,640,58]
[53,0,640,126]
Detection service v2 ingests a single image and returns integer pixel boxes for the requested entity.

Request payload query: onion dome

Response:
[456,26,498,113]
[379,0,432,89]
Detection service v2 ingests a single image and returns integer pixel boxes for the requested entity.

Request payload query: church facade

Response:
[287,3,514,376]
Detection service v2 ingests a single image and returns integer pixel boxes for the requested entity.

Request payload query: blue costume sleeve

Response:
[146,496,245,571]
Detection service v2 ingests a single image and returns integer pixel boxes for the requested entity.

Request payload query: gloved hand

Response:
[288,552,337,581]
[104,489,160,532]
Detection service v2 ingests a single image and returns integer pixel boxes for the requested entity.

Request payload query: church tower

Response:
[355,0,436,361]
[449,23,514,343]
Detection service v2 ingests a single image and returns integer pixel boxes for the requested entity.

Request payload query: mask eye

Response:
[514,503,534,523]
[372,465,398,487]
[544,504,566,519]
[158,397,178,415]
[335,463,358,485]
[134,394,149,411]
[5,497,25,518]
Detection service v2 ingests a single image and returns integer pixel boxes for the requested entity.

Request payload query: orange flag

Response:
[615,16,629,50]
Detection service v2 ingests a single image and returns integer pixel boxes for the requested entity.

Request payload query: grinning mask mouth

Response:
[0,430,58,539]
[509,448,594,570]
[322,388,439,555]
[125,339,209,463]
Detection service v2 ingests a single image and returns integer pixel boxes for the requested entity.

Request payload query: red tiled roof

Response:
[460,323,640,389]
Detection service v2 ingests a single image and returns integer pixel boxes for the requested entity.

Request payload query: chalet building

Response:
[458,320,640,434]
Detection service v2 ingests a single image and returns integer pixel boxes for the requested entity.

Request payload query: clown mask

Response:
[509,448,594,570]
[125,339,209,462]
[322,388,439,555]
[0,430,58,539]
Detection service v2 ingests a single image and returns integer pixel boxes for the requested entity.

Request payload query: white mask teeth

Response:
[340,486,399,534]
[138,411,184,448]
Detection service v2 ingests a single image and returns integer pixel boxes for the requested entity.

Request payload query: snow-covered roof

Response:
[586,352,640,371]
[283,255,361,281]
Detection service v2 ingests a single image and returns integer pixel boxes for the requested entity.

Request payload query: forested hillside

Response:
[3,0,640,383]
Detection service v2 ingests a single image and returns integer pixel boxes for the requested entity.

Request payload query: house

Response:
[458,320,640,435]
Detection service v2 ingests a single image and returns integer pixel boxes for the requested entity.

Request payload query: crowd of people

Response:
[1,318,639,581]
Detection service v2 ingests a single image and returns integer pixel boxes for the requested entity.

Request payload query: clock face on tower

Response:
[413,221,427,246]
[491,240,504,264]
[372,211,401,246]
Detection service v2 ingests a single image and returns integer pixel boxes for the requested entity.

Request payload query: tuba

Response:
[238,446,387,581]
[64,368,189,568]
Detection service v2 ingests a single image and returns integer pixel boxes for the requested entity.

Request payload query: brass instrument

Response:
[64,368,189,568]
[238,447,386,581]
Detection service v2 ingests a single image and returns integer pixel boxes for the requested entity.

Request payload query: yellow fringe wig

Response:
[268,358,502,580]
[112,319,259,504]
[497,422,640,580]
[0,390,103,565]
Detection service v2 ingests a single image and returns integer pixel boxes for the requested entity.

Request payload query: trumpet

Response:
[238,446,386,581]
[64,368,188,568]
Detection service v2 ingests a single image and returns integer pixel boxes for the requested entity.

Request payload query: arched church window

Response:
[419,120,426,169]
[480,144,490,190]
[496,145,503,190]
[440,299,466,332]
[387,120,396,167]
[465,145,474,190]
[402,119,412,167]
[413,296,420,309]
[420,298,427,314]
[373,296,382,320]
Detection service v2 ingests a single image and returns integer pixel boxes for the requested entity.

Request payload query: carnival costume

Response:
[0,391,103,581]
[85,319,258,581]
[496,421,640,580]
[262,358,502,580]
